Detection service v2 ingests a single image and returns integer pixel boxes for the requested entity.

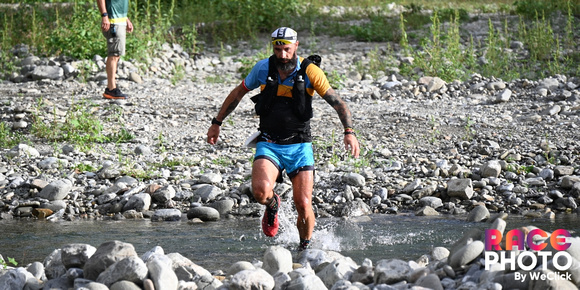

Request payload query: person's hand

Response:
[344,134,360,158]
[207,125,220,145]
[126,18,134,33]
[101,16,111,32]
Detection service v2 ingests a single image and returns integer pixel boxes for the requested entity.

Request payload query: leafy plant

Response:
[30,99,133,149]
[170,64,185,85]
[0,256,17,269]
[0,121,26,149]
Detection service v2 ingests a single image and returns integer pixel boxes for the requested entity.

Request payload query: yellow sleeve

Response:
[305,64,331,97]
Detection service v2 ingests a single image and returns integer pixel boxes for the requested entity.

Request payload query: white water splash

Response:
[268,196,367,252]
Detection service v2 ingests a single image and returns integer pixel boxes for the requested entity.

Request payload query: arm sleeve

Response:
[305,64,331,97]
[243,59,269,91]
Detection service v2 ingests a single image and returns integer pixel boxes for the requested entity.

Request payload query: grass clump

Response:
[0,121,26,148]
[30,99,134,150]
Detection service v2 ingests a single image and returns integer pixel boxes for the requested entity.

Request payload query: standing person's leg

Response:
[291,170,315,244]
[106,55,120,90]
[102,25,128,99]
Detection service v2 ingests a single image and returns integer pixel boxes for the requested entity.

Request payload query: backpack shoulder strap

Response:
[298,57,312,80]
[267,55,278,80]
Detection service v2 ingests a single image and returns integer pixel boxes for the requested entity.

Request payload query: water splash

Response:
[270,197,367,252]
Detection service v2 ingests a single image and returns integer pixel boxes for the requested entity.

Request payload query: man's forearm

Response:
[323,88,353,129]
[215,83,247,121]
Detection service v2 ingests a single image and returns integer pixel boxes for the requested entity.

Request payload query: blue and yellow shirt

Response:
[105,0,129,25]
[243,56,331,98]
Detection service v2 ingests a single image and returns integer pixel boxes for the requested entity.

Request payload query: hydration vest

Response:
[251,55,321,122]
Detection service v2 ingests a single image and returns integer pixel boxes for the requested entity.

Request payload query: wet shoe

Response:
[103,87,128,99]
[299,238,311,250]
[261,194,280,237]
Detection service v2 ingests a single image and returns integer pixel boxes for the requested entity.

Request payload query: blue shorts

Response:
[255,142,314,178]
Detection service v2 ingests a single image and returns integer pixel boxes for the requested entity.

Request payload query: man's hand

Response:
[127,18,134,33]
[344,134,360,158]
[101,16,111,32]
[207,124,220,145]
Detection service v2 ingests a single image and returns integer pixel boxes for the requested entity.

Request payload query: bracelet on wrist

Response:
[101,12,108,17]
[211,117,222,126]
[344,128,356,136]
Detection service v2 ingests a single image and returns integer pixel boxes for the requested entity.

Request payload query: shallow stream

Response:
[2,209,578,272]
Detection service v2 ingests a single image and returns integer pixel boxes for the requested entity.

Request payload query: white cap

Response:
[271,27,297,45]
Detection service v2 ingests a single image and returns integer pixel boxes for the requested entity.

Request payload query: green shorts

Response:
[102,24,126,56]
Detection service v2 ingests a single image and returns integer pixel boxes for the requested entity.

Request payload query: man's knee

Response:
[294,195,312,213]
[251,179,274,204]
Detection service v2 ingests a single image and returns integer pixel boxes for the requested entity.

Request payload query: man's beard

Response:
[275,53,297,72]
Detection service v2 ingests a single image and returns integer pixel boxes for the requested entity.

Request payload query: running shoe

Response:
[261,194,280,237]
[103,88,128,99]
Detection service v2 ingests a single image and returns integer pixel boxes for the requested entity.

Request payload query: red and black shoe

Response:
[103,87,128,99]
[261,194,280,237]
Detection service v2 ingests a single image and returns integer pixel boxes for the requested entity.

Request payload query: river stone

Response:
[146,254,179,290]
[447,178,474,200]
[374,259,411,284]
[194,184,222,202]
[263,246,293,275]
[83,241,138,281]
[40,200,67,212]
[110,280,142,290]
[200,172,222,184]
[561,176,580,189]
[350,259,373,284]
[449,240,484,268]
[316,257,358,288]
[151,209,182,221]
[26,261,46,281]
[554,166,575,176]
[431,247,450,261]
[152,184,176,203]
[37,179,72,201]
[61,243,97,269]
[416,273,444,290]
[415,206,440,216]
[449,228,483,259]
[208,199,235,215]
[134,145,152,155]
[31,65,64,80]
[96,256,148,287]
[186,206,220,221]
[297,249,341,271]
[0,268,31,289]
[123,193,151,212]
[227,261,256,276]
[286,265,327,290]
[419,196,442,208]
[7,144,40,158]
[340,199,371,217]
[166,252,219,287]
[343,172,365,187]
[480,160,502,178]
[229,268,275,290]
[466,205,490,222]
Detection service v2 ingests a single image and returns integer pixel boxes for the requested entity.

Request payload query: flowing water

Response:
[1,207,579,272]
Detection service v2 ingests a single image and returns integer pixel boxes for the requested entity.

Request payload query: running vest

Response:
[251,55,320,121]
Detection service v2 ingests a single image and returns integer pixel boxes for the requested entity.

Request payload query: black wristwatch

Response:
[211,117,222,126]
[101,12,108,17]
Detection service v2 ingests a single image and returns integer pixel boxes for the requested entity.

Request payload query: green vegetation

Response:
[0,0,577,81]
[0,256,17,269]
[29,99,134,150]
